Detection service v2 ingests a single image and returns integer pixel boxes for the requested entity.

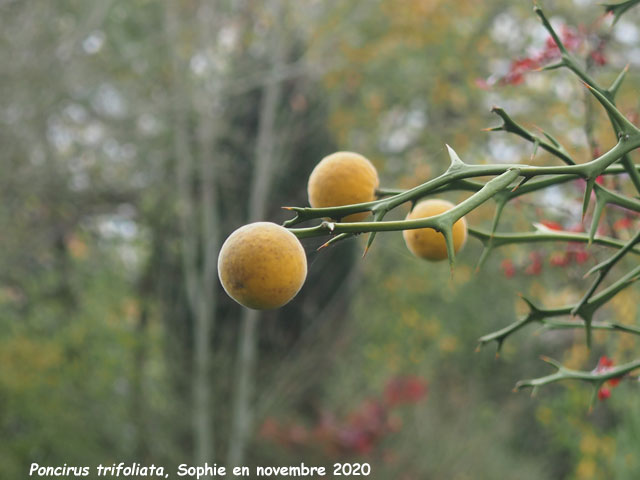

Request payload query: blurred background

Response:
[2,0,640,478]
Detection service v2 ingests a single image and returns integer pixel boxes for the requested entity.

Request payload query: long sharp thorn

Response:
[317,232,350,251]
[317,241,330,251]
[519,294,539,313]
[589,385,600,412]
[540,355,563,370]
[490,200,506,236]
[475,246,492,272]
[541,131,561,148]
[582,178,595,221]
[512,176,531,192]
[363,231,377,257]
[584,262,604,278]
[534,6,568,55]
[444,227,456,273]
[581,81,639,134]
[588,196,606,245]
[531,139,540,161]
[446,144,466,168]
[538,61,565,71]
[605,2,639,25]
[363,209,387,256]
[609,64,630,98]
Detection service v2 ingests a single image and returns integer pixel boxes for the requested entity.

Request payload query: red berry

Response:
[550,252,569,267]
[598,387,611,401]
[525,252,543,275]
[594,356,622,388]
[501,259,516,278]
[574,250,589,264]
[598,356,614,368]
[614,217,632,231]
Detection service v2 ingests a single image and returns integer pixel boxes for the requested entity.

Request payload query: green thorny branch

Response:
[516,356,640,410]
[604,0,640,25]
[283,4,640,397]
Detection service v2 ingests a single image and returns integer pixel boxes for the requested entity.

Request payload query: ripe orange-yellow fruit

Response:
[402,199,467,261]
[307,151,379,222]
[218,222,307,310]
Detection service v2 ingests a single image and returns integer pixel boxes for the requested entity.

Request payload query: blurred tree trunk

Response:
[131,300,150,460]
[227,0,287,467]
[164,0,220,463]
[193,0,223,465]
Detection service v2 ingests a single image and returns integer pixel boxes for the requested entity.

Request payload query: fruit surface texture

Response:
[307,151,379,222]
[403,199,467,261]
[218,222,307,310]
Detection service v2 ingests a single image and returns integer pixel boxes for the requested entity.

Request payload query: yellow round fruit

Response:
[218,222,307,310]
[307,151,379,222]
[402,199,467,261]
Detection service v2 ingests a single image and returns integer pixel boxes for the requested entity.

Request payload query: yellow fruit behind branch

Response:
[217,222,307,310]
[307,151,379,222]
[403,199,467,261]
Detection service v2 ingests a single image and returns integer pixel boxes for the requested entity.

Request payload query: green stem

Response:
[285,138,640,227]
[291,170,521,239]
[469,228,640,254]
[571,229,640,315]
[479,263,640,350]
[375,163,640,199]
[543,319,640,336]
[516,358,640,390]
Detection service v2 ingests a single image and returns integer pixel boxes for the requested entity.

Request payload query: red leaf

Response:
[384,376,428,406]
[541,220,563,231]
